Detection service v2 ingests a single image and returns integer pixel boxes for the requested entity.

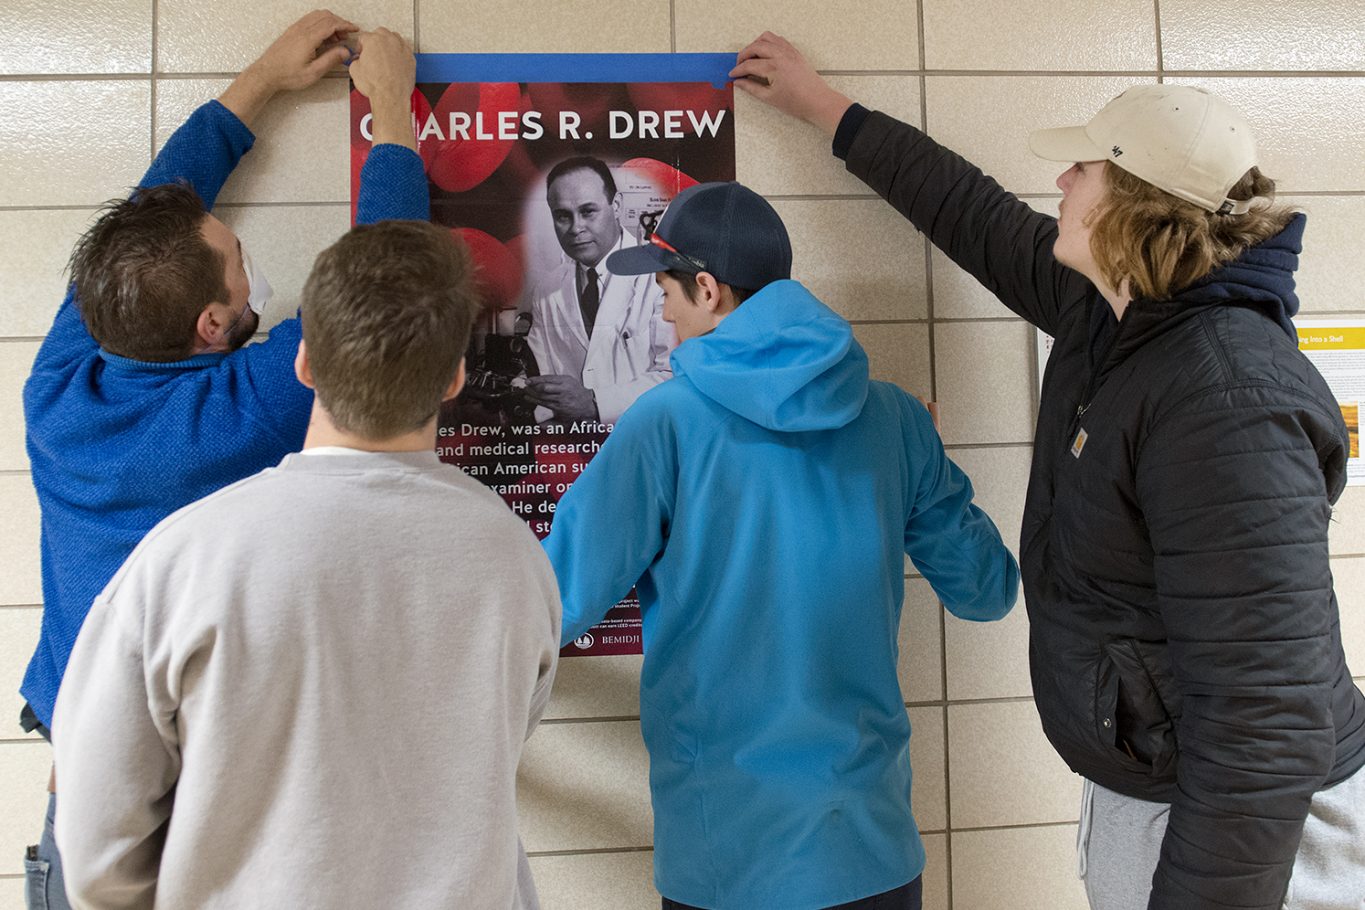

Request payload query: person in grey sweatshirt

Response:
[49,113,561,908]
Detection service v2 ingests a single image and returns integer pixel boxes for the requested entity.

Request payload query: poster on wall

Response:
[350,54,736,655]
[1297,319,1365,486]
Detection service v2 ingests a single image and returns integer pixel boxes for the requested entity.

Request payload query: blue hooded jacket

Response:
[544,280,1019,910]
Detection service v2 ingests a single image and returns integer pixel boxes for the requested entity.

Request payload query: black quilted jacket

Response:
[838,106,1365,909]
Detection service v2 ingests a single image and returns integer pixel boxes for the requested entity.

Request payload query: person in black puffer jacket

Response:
[732,32,1365,910]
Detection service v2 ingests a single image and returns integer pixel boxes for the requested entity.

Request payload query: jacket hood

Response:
[1178,211,1305,339]
[670,280,869,432]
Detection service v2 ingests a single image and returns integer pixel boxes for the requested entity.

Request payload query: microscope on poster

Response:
[462,310,541,424]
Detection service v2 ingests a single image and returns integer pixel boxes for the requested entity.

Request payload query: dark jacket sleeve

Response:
[840,108,1091,336]
[1135,383,1343,909]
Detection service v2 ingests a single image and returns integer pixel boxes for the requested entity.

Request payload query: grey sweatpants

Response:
[1077,764,1365,910]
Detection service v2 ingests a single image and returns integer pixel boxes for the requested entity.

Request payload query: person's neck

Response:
[1087,271,1132,321]
[302,402,437,453]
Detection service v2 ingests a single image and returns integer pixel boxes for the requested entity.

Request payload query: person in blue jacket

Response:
[18,16,428,908]
[542,181,1021,910]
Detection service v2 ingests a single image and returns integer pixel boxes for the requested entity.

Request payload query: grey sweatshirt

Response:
[52,450,560,910]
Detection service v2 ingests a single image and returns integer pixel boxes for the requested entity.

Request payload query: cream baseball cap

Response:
[1029,84,1264,215]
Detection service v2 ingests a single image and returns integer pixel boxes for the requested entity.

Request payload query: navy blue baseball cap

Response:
[605,181,793,291]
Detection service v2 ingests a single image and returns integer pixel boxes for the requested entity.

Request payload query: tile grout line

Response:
[669,0,676,54]
[1154,0,1165,81]
[525,846,653,858]
[412,0,420,52]
[150,0,159,163]
[8,68,1365,82]
[919,10,951,902]
[916,2,937,409]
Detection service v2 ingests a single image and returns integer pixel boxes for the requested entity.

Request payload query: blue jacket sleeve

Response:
[542,399,677,646]
[901,392,1020,621]
[142,99,256,211]
[355,144,430,224]
[233,318,313,448]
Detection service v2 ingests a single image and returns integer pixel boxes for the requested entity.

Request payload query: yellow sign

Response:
[1298,327,1365,351]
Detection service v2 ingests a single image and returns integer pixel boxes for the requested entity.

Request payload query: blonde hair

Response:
[1087,164,1296,301]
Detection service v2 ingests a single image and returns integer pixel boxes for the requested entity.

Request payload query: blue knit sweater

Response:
[21,99,430,729]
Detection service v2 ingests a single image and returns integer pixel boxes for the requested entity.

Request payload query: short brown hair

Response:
[1088,164,1296,301]
[664,269,756,306]
[69,183,228,362]
[302,221,478,439]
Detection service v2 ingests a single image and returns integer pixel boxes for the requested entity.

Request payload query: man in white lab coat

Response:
[525,156,674,424]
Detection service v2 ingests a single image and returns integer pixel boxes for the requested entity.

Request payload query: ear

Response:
[694,272,725,313]
[610,191,623,215]
[195,301,233,351]
[294,339,315,389]
[442,357,467,402]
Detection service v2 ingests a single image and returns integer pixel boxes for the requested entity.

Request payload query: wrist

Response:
[236,64,280,101]
[369,97,416,150]
[218,67,279,128]
[807,89,854,137]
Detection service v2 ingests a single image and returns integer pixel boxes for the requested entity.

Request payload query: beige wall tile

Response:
[0,875,23,910]
[156,79,348,205]
[1291,196,1365,315]
[518,720,651,852]
[948,700,1081,828]
[0,741,51,876]
[675,0,919,70]
[1334,558,1365,675]
[737,76,919,197]
[419,1,668,54]
[1,1,151,75]
[158,2,413,73]
[952,823,1089,910]
[922,834,948,909]
[216,204,352,332]
[1162,0,1365,72]
[0,477,41,607]
[923,0,1156,72]
[932,198,1060,320]
[855,323,931,400]
[543,654,642,721]
[910,706,947,833]
[945,603,1033,703]
[0,610,42,742]
[1332,487,1365,557]
[528,850,657,909]
[925,76,1150,197]
[0,344,39,471]
[0,210,98,339]
[774,200,930,322]
[936,446,1032,700]
[945,445,1030,557]
[0,81,151,207]
[901,577,945,704]
[1169,77,1365,193]
[934,321,1036,446]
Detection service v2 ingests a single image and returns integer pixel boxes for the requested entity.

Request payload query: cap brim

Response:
[605,243,672,276]
[1028,125,1108,163]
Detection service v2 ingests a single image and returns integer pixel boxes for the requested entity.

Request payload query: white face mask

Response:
[241,245,273,316]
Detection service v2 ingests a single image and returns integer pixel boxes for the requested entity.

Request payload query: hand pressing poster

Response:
[350,54,736,655]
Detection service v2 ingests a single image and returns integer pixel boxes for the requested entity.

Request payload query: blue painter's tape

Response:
[414,53,734,89]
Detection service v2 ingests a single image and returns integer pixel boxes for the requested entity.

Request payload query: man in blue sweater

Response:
[542,182,1021,910]
[19,14,429,907]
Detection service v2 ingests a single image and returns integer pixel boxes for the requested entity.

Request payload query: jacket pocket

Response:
[1094,639,1178,777]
